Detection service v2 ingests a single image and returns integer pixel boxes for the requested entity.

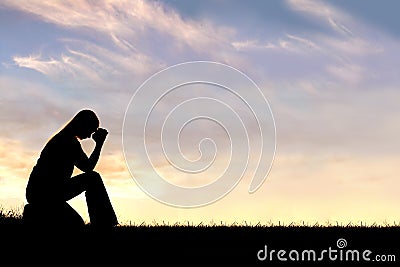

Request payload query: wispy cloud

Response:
[286,0,354,36]
[12,54,65,76]
[12,40,162,82]
[227,0,400,90]
[231,40,276,51]
[2,0,235,60]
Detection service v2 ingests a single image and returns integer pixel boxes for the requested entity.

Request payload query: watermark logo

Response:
[257,238,396,262]
[122,61,276,207]
[337,238,347,249]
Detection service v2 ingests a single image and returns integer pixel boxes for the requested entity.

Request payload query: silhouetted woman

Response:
[24,109,118,230]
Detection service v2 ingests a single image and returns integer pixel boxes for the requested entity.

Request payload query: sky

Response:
[1,0,400,226]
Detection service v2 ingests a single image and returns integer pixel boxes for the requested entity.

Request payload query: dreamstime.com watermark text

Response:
[257,238,396,263]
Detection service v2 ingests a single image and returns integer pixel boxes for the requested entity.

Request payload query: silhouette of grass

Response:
[0,205,23,226]
[119,219,400,228]
[0,206,399,265]
[1,205,400,228]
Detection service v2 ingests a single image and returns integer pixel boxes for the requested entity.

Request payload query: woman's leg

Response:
[58,202,85,229]
[23,201,84,230]
[63,171,118,228]
[25,172,84,229]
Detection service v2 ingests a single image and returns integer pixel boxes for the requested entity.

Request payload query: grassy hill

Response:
[1,208,399,266]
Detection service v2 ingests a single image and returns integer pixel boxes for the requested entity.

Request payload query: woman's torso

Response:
[26,131,80,203]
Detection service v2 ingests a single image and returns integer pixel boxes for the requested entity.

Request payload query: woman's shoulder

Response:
[47,131,80,149]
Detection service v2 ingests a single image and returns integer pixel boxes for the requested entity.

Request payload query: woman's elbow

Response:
[78,163,95,173]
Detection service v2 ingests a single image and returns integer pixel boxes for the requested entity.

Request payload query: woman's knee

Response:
[86,171,103,185]
[88,171,101,178]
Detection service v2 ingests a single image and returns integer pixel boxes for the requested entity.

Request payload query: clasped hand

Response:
[92,128,108,144]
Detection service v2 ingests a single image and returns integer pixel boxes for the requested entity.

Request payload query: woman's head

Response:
[67,109,100,139]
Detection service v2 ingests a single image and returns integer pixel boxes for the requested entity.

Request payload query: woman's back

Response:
[26,130,80,203]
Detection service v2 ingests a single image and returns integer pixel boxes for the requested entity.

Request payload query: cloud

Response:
[285,34,322,51]
[286,0,354,36]
[3,0,400,163]
[0,76,68,141]
[12,40,162,83]
[225,0,400,93]
[326,63,365,84]
[231,34,321,54]
[13,54,67,76]
[4,0,399,90]
[231,40,276,51]
[2,0,236,61]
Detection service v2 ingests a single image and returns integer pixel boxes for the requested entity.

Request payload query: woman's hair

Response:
[65,109,100,131]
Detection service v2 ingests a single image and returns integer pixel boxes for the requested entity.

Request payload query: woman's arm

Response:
[75,128,108,172]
